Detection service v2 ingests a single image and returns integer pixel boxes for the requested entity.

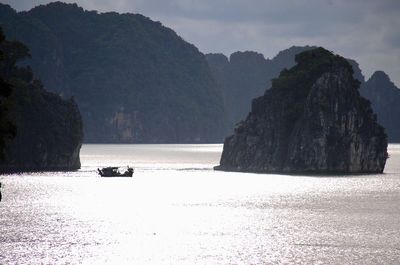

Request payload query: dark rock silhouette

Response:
[207,46,367,132]
[215,48,388,174]
[206,51,273,127]
[360,71,400,142]
[0,27,83,172]
[0,84,83,172]
[206,46,315,128]
[347,59,365,83]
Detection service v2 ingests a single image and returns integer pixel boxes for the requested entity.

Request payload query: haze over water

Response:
[1,144,399,264]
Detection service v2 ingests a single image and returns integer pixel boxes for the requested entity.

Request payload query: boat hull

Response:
[97,167,134,177]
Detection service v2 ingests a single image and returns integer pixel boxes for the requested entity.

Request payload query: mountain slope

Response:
[0,2,227,143]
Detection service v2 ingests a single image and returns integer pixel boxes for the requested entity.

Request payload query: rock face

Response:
[206,51,274,127]
[206,46,367,131]
[0,83,83,172]
[360,71,400,142]
[0,29,83,172]
[215,48,388,174]
[206,46,315,127]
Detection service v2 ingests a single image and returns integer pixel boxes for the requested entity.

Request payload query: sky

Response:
[3,0,400,86]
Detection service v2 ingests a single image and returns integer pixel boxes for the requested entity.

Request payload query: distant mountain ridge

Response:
[2,2,397,143]
[360,71,400,142]
[206,46,317,127]
[207,46,399,142]
[0,2,228,143]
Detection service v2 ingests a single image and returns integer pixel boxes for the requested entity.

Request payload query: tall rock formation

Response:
[0,82,83,172]
[360,71,400,142]
[0,28,83,172]
[206,51,273,126]
[215,48,388,174]
[206,46,318,129]
[206,46,366,131]
[0,2,227,143]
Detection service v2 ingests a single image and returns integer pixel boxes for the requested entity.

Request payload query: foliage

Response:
[0,28,16,159]
[0,25,83,171]
[268,48,356,135]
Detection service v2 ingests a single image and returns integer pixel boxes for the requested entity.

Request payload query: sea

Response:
[0,144,399,265]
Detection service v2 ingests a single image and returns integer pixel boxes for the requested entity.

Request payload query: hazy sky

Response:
[3,0,400,85]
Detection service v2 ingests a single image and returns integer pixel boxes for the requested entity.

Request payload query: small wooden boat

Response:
[97,166,134,177]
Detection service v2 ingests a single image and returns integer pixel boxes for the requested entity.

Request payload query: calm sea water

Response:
[0,144,399,264]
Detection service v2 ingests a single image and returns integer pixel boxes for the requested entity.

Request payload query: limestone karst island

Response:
[1,1,400,264]
[215,48,388,174]
[0,2,397,173]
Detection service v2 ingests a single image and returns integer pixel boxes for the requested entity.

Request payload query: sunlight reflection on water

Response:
[0,144,399,264]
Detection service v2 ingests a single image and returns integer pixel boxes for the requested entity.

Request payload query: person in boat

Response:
[125,167,134,175]
[97,166,134,176]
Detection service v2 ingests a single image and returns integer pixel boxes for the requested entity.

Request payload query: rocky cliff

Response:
[360,71,400,142]
[0,28,83,172]
[206,51,273,127]
[215,48,388,174]
[206,46,316,128]
[0,82,83,172]
[206,46,366,131]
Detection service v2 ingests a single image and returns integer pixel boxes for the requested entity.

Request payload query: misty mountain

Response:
[360,71,400,142]
[206,51,273,127]
[207,46,398,142]
[206,46,318,128]
[0,2,228,143]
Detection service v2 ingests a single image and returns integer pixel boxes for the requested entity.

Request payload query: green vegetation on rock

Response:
[216,48,388,174]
